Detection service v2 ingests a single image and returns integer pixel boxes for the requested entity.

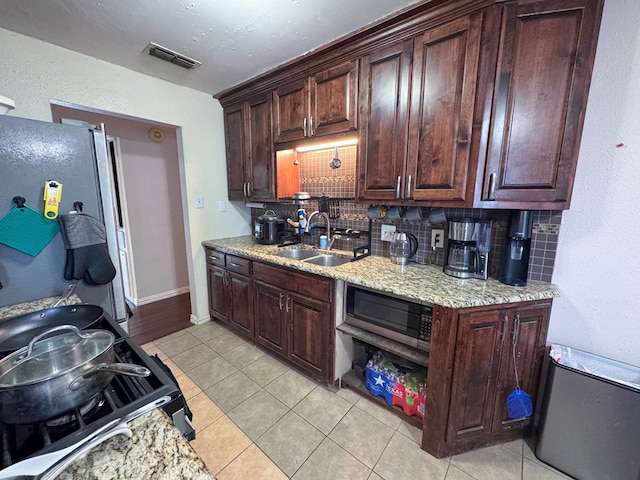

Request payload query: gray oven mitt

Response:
[58,212,116,285]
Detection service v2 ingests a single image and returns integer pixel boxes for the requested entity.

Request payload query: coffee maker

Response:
[443,218,492,279]
[499,210,533,286]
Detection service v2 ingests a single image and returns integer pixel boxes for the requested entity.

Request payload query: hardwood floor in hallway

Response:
[128,292,191,344]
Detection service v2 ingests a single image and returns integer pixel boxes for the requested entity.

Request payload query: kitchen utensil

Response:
[292,191,311,205]
[329,146,342,169]
[0,304,105,356]
[0,96,15,115]
[328,198,340,219]
[405,206,422,222]
[367,205,387,219]
[254,210,285,245]
[428,207,446,225]
[0,325,150,424]
[389,232,418,265]
[0,196,60,256]
[386,206,404,221]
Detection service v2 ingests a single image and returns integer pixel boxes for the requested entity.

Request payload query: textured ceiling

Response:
[0,0,422,95]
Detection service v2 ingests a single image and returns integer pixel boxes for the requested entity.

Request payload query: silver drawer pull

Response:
[396,176,401,199]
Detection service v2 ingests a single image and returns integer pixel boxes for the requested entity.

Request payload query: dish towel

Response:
[58,212,116,285]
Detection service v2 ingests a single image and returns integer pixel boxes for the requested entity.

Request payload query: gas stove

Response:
[0,313,194,478]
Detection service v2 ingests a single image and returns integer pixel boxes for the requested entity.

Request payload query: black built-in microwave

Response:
[344,284,432,351]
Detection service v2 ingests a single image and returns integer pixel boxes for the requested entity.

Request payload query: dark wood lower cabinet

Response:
[206,263,229,324]
[254,280,286,356]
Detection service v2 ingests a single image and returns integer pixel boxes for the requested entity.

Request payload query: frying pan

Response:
[0,305,105,356]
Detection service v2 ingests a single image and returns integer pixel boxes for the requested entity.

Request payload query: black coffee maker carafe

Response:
[499,210,533,286]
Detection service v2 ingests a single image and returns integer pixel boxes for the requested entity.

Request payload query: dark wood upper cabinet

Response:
[273,60,358,144]
[224,93,276,201]
[477,0,604,209]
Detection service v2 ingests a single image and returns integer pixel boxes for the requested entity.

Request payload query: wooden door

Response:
[253,280,286,356]
[406,12,483,202]
[286,291,330,380]
[447,308,504,443]
[228,272,253,337]
[223,103,247,200]
[311,60,358,137]
[357,39,413,202]
[492,304,551,433]
[273,78,309,143]
[481,0,603,208]
[246,94,276,201]
[207,264,229,324]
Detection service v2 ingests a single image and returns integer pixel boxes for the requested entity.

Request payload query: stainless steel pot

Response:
[0,325,150,424]
[255,209,285,245]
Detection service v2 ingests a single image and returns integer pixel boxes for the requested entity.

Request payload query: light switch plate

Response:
[194,194,204,209]
[381,224,396,242]
[218,200,226,212]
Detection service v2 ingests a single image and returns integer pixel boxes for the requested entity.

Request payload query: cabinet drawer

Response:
[253,261,332,302]
[205,248,226,267]
[226,254,251,275]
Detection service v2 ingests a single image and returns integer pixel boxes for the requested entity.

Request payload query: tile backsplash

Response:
[250,147,561,283]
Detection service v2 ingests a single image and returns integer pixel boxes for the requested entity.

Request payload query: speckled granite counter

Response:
[203,236,559,308]
[0,298,215,480]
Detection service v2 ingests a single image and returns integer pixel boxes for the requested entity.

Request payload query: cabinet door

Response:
[447,309,504,443]
[246,94,276,201]
[223,103,247,201]
[311,60,358,137]
[406,13,483,202]
[228,272,253,337]
[492,304,551,433]
[357,39,413,202]
[207,264,229,324]
[481,0,603,208]
[273,78,309,143]
[253,280,286,356]
[286,291,331,380]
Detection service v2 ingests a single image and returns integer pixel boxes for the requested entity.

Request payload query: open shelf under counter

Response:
[336,323,429,366]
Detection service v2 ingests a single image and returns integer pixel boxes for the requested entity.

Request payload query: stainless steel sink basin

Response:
[304,254,351,267]
[274,249,319,260]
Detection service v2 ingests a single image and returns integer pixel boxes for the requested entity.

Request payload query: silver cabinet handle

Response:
[488,173,496,201]
[247,182,251,197]
[407,175,412,198]
[243,182,247,197]
[209,255,221,262]
[279,292,283,310]
[310,116,314,136]
[303,117,307,137]
[286,294,290,313]
[396,176,401,199]
[229,262,241,267]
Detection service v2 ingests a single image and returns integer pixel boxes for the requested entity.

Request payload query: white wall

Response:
[549,0,640,366]
[0,28,251,323]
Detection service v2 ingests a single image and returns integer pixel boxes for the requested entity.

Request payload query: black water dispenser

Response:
[499,210,533,286]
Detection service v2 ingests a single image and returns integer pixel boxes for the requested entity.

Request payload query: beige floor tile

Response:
[451,443,522,480]
[264,369,317,408]
[187,321,230,342]
[335,386,361,404]
[175,373,202,400]
[221,342,266,369]
[191,415,252,475]
[368,473,383,480]
[523,458,574,480]
[503,438,524,454]
[154,329,189,344]
[445,465,476,480]
[374,431,449,480]
[204,371,261,412]
[189,392,224,432]
[141,342,168,360]
[293,385,351,434]
[217,444,287,480]
[172,343,219,372]
[242,354,289,387]
[256,411,324,477]
[522,442,572,479]
[292,438,371,480]
[396,418,423,445]
[354,397,402,430]
[206,331,248,354]
[161,358,183,377]
[187,355,238,390]
[227,389,290,441]
[329,406,394,469]
[156,332,202,357]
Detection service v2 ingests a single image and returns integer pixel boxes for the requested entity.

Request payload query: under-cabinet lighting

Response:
[295,138,358,153]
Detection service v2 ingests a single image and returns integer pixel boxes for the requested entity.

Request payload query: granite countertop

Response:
[203,236,559,308]
[0,297,214,480]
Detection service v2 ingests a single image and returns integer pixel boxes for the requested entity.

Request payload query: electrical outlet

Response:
[431,229,444,248]
[194,193,204,209]
[381,224,396,242]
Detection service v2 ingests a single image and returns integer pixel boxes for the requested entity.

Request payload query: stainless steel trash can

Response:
[535,345,640,480]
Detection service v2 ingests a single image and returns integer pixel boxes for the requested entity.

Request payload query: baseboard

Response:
[136,286,190,306]
[190,313,210,325]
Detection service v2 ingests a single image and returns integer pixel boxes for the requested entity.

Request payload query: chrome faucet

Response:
[305,211,331,244]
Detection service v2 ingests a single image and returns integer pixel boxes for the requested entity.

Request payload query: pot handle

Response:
[69,363,150,391]
[25,324,91,358]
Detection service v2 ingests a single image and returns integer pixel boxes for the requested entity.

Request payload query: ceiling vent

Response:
[144,42,201,70]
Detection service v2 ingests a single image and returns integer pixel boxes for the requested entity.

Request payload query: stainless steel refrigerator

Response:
[0,115,127,327]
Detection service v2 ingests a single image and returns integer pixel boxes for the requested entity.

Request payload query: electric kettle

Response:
[389,232,419,265]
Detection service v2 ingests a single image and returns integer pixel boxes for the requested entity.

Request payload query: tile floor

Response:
[142,322,572,480]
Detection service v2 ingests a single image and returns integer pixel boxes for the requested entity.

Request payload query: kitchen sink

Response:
[303,254,351,267]
[274,249,320,260]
